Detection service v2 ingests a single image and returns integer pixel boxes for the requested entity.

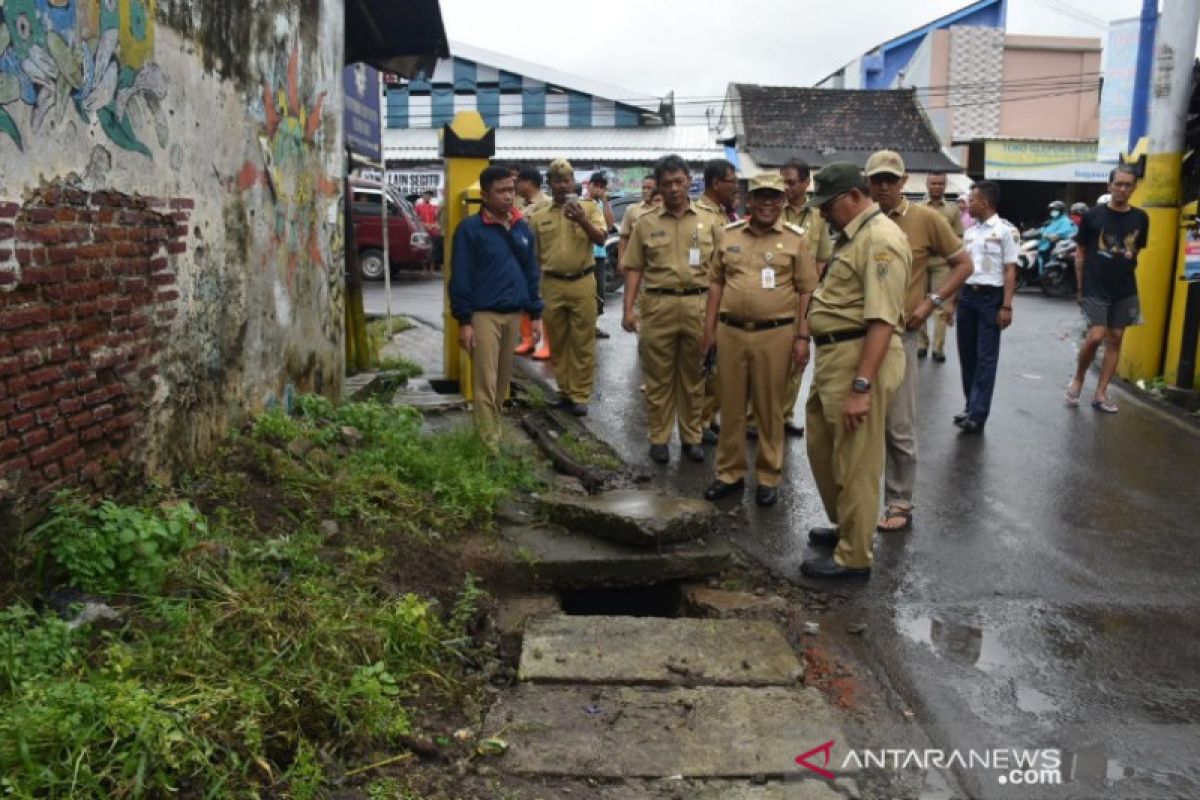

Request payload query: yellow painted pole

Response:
[1163,200,1199,387]
[440,111,495,397]
[1118,0,1199,381]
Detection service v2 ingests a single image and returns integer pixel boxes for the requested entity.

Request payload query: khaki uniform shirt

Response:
[923,196,964,273]
[625,202,722,291]
[887,199,964,315]
[809,203,910,335]
[694,194,731,225]
[619,200,657,237]
[784,203,833,263]
[528,199,606,272]
[519,191,550,216]
[712,219,819,321]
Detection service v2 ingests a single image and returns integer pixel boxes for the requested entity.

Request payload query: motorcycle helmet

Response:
[1096,194,1111,206]
[1047,200,1067,212]
[1070,202,1088,216]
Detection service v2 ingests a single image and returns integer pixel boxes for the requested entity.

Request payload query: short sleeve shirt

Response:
[528,200,606,272]
[783,204,833,263]
[887,199,965,315]
[963,214,1020,286]
[625,202,723,291]
[695,195,732,225]
[712,219,818,321]
[619,201,657,237]
[1076,204,1150,301]
[924,197,964,270]
[809,204,910,334]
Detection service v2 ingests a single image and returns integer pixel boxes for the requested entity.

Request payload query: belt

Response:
[812,329,867,346]
[965,283,1002,292]
[645,286,707,296]
[543,266,595,281]
[718,313,795,332]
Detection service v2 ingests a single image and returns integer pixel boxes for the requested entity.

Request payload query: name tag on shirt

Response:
[761,267,776,289]
[689,247,701,267]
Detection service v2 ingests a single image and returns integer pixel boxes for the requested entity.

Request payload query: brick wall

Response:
[0,185,190,505]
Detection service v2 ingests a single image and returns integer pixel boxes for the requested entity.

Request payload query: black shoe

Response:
[808,526,839,547]
[917,348,928,359]
[595,328,611,339]
[701,427,718,446]
[800,554,870,580]
[571,403,589,417]
[784,421,805,437]
[932,351,946,363]
[953,411,969,425]
[555,396,574,410]
[709,421,721,434]
[755,485,779,507]
[704,478,744,501]
[958,419,984,435]
[745,425,759,440]
[682,443,705,462]
[649,444,670,463]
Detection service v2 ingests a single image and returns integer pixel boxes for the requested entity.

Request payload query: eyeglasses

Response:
[819,190,851,213]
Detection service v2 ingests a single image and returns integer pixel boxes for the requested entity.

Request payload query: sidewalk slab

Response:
[484,684,848,779]
[498,524,731,589]
[596,781,845,800]
[541,489,716,547]
[519,615,803,686]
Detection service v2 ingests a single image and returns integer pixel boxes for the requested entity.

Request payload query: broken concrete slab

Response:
[498,524,732,589]
[495,594,561,662]
[519,615,803,686]
[484,684,849,779]
[595,780,845,800]
[684,586,791,620]
[391,378,467,412]
[541,489,716,546]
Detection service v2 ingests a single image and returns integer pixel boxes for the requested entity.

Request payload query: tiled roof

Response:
[733,84,961,172]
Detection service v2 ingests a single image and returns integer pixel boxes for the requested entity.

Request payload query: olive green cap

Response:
[809,162,867,207]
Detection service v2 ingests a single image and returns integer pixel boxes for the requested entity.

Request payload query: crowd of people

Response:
[448,155,1148,581]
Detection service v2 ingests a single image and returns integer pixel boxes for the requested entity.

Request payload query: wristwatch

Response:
[851,377,871,393]
[927,292,944,307]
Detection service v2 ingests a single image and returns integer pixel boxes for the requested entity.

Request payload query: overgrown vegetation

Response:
[0,396,539,798]
[556,431,622,472]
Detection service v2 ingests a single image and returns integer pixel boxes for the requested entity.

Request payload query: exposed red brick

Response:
[43,462,62,480]
[0,222,14,239]
[25,208,56,223]
[0,456,31,476]
[30,435,79,467]
[170,198,196,210]
[91,402,114,419]
[21,429,50,449]
[0,438,19,459]
[8,413,35,433]
[58,396,84,415]
[0,202,19,218]
[0,357,21,377]
[62,449,87,472]
[67,410,93,430]
[20,266,66,284]
[16,389,52,411]
[167,241,187,254]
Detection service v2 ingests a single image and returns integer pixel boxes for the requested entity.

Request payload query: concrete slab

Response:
[484,684,849,779]
[519,615,803,687]
[498,524,732,589]
[684,586,790,619]
[391,378,466,412]
[541,489,716,547]
[495,594,561,662]
[595,780,844,800]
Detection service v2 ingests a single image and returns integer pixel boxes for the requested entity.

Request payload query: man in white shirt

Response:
[953,181,1018,434]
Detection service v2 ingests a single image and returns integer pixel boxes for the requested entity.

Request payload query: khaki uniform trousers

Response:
[715,323,793,486]
[918,261,952,353]
[702,370,719,430]
[543,274,598,403]
[639,292,706,445]
[470,310,522,447]
[884,330,921,511]
[806,335,905,569]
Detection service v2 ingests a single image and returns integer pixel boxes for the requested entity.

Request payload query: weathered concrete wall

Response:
[0,0,345,511]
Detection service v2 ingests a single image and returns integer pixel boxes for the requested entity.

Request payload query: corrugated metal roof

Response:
[384,126,724,163]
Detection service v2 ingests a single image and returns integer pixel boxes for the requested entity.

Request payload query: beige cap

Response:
[748,172,785,193]
[547,158,574,179]
[864,150,906,177]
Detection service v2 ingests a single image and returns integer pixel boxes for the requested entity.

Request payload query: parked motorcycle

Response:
[1015,229,1042,289]
[1039,238,1077,298]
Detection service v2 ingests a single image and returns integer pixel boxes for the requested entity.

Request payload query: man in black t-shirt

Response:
[1066,165,1150,414]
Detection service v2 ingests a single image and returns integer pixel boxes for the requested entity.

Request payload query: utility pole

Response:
[1119,0,1200,381]
[1127,0,1158,151]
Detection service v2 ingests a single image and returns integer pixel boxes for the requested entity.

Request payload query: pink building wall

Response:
[999,35,1101,140]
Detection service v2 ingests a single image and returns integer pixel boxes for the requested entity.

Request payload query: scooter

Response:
[1039,239,1077,298]
[1015,229,1042,289]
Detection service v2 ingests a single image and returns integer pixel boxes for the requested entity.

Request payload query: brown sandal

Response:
[877,506,913,532]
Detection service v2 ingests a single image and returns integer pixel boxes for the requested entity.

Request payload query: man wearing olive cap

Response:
[701,173,818,506]
[527,158,607,415]
[801,162,909,580]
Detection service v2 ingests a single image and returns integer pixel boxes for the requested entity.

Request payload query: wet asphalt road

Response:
[372,276,1200,799]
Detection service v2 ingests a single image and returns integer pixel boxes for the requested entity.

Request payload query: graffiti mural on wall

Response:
[237,45,339,295]
[0,0,167,155]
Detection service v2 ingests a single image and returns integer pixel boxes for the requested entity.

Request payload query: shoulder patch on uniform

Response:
[783,223,806,236]
[724,219,748,230]
[872,249,893,280]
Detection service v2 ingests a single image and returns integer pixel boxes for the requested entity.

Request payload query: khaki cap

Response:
[809,162,867,207]
[547,158,574,179]
[864,150,906,177]
[747,173,785,193]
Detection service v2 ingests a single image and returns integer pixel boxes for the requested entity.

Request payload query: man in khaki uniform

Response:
[528,158,607,416]
[701,173,818,506]
[800,163,909,581]
[624,154,721,465]
[695,159,739,444]
[865,151,973,533]
[616,174,657,272]
[516,166,549,213]
[918,170,964,361]
[750,159,833,438]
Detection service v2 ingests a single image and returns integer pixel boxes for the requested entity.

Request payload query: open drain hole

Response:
[426,378,460,395]
[559,583,683,618]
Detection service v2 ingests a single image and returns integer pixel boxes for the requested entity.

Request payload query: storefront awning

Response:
[345,0,450,77]
[983,139,1112,183]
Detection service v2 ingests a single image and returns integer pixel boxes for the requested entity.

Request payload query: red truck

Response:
[349,178,433,279]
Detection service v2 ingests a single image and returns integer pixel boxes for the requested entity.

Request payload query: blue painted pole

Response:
[1127,0,1158,152]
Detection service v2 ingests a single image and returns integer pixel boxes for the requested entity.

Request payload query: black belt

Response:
[645,286,707,296]
[543,266,595,281]
[719,313,795,332]
[965,283,1002,292]
[812,329,867,346]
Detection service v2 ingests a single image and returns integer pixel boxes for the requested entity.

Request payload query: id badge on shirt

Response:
[688,247,701,267]
[761,267,776,289]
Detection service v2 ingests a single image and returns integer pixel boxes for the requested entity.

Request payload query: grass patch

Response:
[556,431,622,472]
[1,396,539,797]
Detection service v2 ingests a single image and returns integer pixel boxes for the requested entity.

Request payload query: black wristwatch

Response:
[851,377,871,393]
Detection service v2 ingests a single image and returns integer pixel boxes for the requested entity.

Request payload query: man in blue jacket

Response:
[450,165,544,446]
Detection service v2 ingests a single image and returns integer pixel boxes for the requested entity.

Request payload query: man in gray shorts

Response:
[1066,165,1150,414]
